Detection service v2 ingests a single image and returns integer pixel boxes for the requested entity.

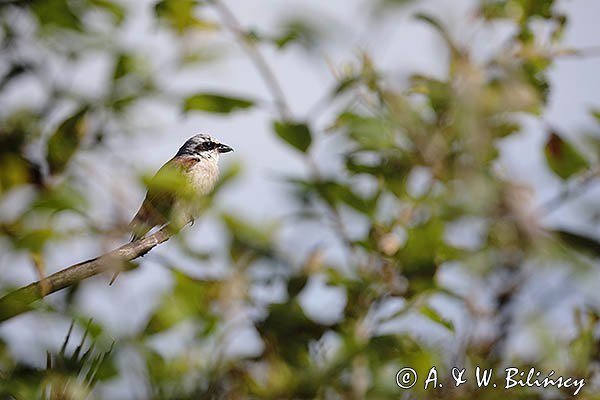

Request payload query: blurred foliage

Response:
[47,107,89,176]
[0,321,115,399]
[544,129,590,180]
[154,0,218,33]
[183,93,255,114]
[1,0,600,399]
[273,120,312,153]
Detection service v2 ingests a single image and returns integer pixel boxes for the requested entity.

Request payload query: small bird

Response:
[111,134,233,284]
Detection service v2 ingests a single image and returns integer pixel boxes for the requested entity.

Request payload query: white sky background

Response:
[1,0,600,396]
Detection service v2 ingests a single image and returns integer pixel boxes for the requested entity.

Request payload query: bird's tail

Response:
[109,230,141,285]
[109,215,150,286]
[128,218,151,243]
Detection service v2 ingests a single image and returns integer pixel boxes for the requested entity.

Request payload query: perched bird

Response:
[111,134,233,284]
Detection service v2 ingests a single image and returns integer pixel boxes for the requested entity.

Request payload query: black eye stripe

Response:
[195,141,220,152]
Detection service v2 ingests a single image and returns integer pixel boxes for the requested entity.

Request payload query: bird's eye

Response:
[195,141,214,152]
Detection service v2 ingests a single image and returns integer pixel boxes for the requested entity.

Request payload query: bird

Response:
[110,133,233,284]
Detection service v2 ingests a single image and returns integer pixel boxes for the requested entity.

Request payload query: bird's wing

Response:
[129,156,198,241]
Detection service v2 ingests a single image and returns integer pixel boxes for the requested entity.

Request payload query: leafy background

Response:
[1,0,600,398]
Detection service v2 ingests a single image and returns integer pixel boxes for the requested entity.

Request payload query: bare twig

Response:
[211,0,358,262]
[0,227,172,323]
[211,0,293,120]
[539,168,600,217]
[552,46,600,59]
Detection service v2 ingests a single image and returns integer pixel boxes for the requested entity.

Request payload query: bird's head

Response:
[176,134,233,159]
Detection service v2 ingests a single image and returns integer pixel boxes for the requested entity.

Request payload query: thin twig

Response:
[0,227,172,323]
[211,0,358,262]
[552,46,600,59]
[211,0,293,120]
[538,168,600,217]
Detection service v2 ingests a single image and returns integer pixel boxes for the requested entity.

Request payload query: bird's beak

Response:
[217,143,234,153]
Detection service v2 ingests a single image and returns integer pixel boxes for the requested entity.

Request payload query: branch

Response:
[209,1,360,259]
[538,168,600,217]
[211,0,293,120]
[552,46,600,59]
[0,227,172,323]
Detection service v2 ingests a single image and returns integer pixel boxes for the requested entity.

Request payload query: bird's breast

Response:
[185,158,219,195]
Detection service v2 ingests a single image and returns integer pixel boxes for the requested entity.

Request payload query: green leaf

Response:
[221,213,276,263]
[333,75,361,96]
[31,183,87,213]
[111,95,140,111]
[154,0,218,34]
[273,120,312,153]
[314,180,377,215]
[522,59,551,103]
[410,74,451,120]
[490,118,521,138]
[91,355,119,381]
[591,108,600,124]
[395,219,459,295]
[32,0,82,31]
[376,0,417,9]
[47,107,88,175]
[112,53,139,81]
[257,300,328,364]
[414,13,459,56]
[544,131,589,180]
[481,0,556,21]
[13,229,54,252]
[145,271,221,335]
[273,18,319,50]
[420,305,454,332]
[556,229,600,258]
[90,0,126,24]
[0,156,42,194]
[329,112,394,149]
[287,276,308,298]
[183,93,254,114]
